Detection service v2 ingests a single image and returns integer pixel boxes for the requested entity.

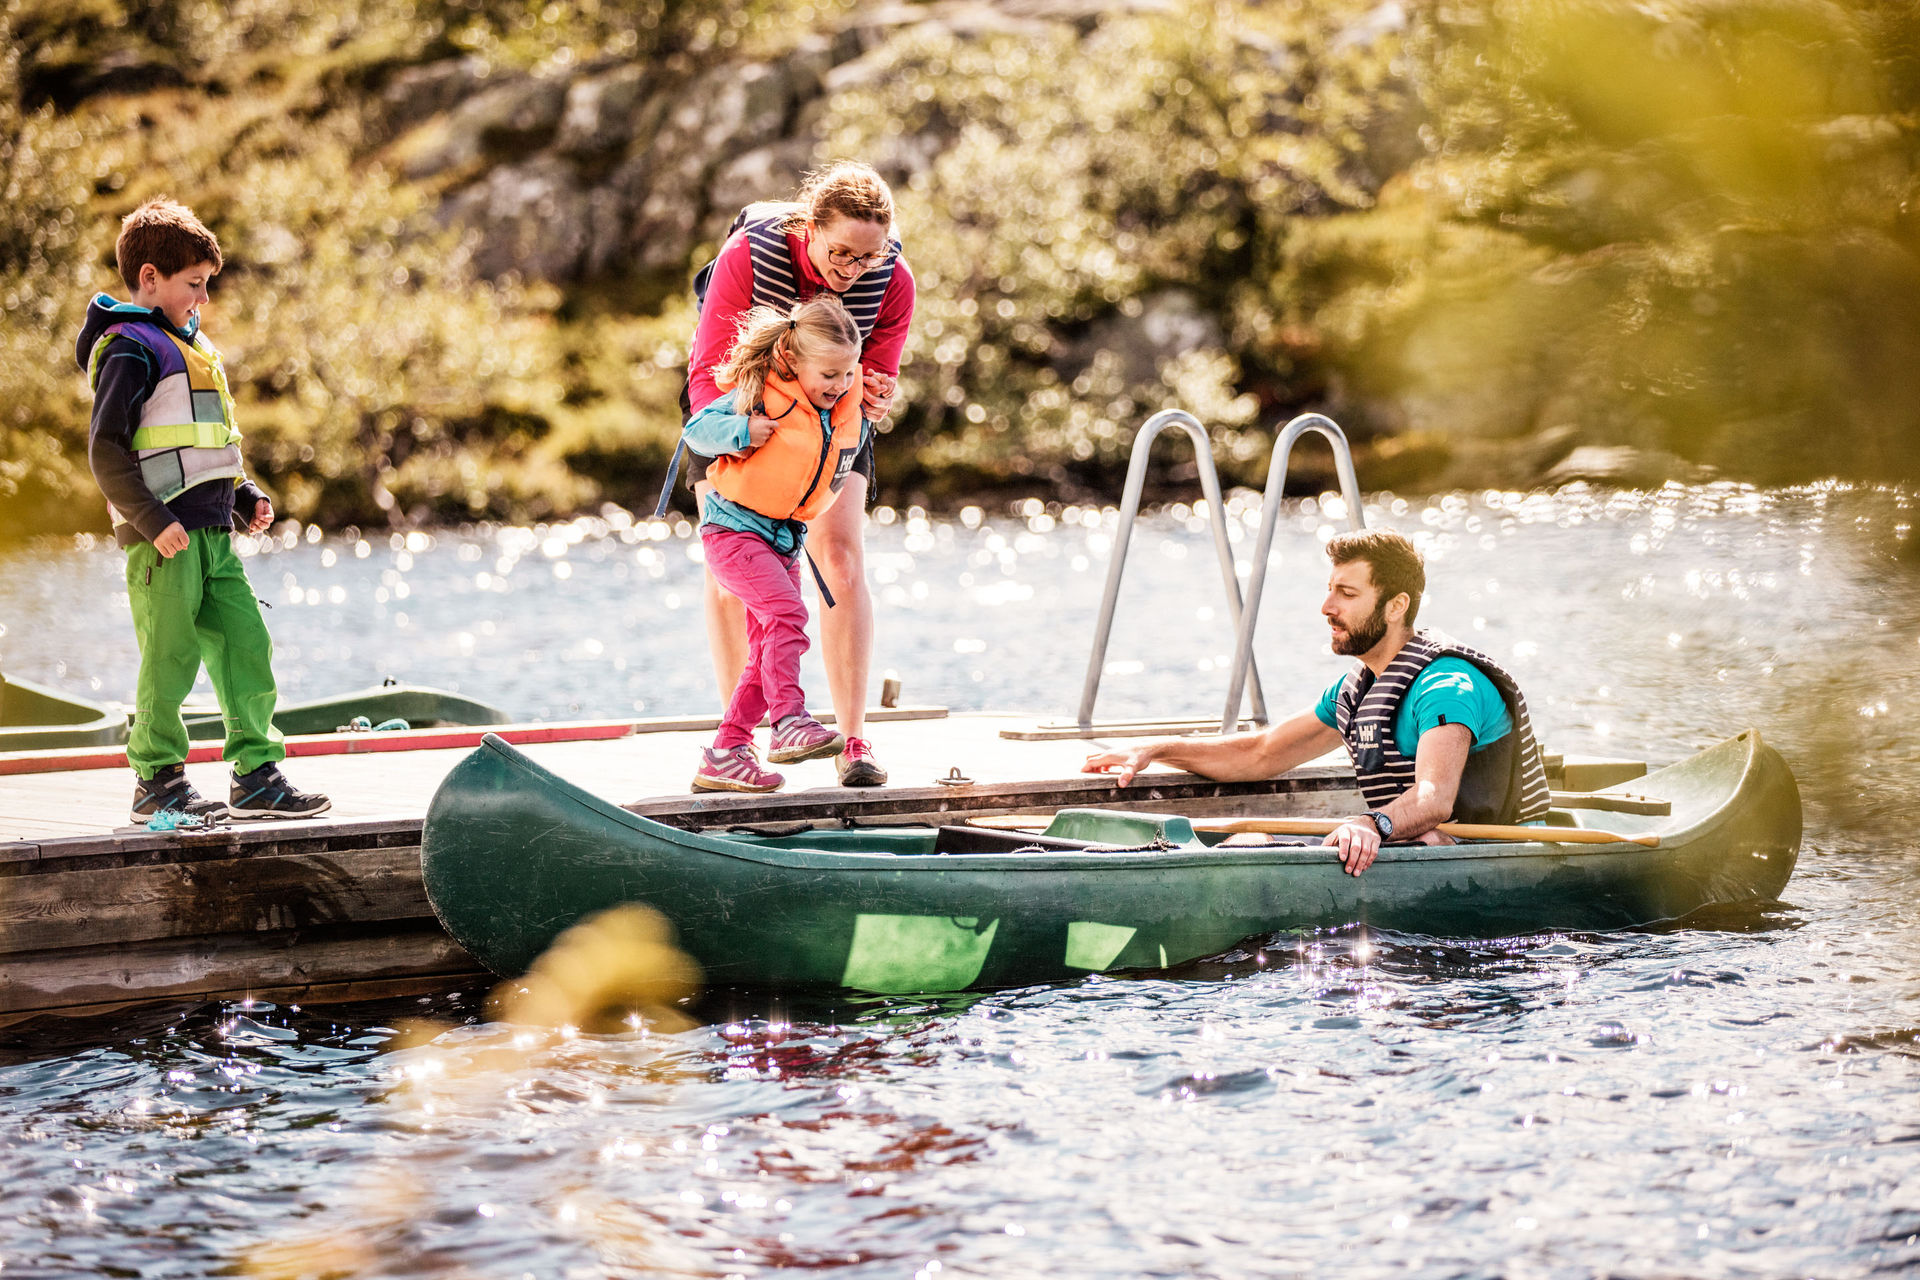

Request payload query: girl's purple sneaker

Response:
[691,745,784,793]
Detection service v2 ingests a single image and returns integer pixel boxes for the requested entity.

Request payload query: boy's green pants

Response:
[125,526,285,780]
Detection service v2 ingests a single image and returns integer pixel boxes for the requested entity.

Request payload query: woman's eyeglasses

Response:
[825,246,892,269]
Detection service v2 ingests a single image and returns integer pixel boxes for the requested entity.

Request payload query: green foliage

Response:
[0,0,855,541]
[818,2,1404,494]
[0,11,574,539]
[7,0,850,105]
[4,0,1918,544]
[0,23,116,537]
[1300,0,1920,481]
[212,136,579,526]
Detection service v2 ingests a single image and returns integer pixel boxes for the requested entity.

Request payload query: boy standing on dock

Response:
[75,198,329,825]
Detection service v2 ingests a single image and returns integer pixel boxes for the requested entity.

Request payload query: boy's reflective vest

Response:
[86,317,245,528]
[707,371,864,523]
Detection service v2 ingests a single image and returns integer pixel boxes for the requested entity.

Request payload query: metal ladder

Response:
[1059,409,1365,739]
[1218,412,1365,733]
[1072,410,1267,735]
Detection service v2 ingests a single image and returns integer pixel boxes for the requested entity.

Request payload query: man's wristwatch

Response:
[1365,810,1393,840]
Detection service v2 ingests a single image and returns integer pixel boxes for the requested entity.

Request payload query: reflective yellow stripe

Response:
[129,421,236,451]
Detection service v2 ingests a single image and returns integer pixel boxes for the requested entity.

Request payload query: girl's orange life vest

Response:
[707,370,865,523]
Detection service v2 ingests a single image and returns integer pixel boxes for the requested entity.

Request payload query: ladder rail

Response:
[1218,413,1367,734]
[1075,410,1267,731]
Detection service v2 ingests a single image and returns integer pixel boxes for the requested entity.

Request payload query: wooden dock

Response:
[0,709,1640,1028]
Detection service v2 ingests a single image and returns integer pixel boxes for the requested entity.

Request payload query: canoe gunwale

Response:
[466,729,1769,877]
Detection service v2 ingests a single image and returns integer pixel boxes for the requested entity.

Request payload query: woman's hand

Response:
[248,497,274,534]
[861,367,897,422]
[746,415,777,448]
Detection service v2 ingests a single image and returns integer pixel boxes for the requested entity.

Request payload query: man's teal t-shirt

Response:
[1313,656,1514,757]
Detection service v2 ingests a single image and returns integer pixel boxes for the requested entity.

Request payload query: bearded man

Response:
[1082,529,1550,875]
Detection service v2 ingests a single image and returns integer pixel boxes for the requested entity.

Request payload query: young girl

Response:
[682,295,869,792]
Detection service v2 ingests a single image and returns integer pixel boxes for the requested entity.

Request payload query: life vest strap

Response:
[653,441,688,519]
[805,548,836,610]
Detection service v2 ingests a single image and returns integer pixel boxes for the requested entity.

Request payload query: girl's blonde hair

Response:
[786,160,894,231]
[713,295,861,414]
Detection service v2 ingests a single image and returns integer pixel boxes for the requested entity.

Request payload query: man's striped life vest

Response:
[1330,630,1552,824]
[707,370,865,524]
[86,315,244,528]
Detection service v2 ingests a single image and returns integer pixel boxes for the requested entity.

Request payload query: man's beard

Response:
[1330,598,1390,656]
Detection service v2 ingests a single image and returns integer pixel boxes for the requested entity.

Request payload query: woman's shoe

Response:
[835,737,887,787]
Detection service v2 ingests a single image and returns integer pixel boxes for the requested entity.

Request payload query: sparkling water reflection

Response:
[2,483,1918,1276]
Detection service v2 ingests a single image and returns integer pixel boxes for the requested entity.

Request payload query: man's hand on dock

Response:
[1082,744,1160,788]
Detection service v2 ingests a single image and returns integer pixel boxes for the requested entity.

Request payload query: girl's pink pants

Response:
[703,526,811,750]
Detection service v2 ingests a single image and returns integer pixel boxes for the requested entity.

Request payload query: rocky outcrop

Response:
[1541,445,1716,488]
[379,4,1164,286]
[383,30,873,284]
[439,157,592,281]
[391,71,571,181]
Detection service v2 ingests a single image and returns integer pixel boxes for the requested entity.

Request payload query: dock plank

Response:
[0,924,481,1017]
[0,846,427,954]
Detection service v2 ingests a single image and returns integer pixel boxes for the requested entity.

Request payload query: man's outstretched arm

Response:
[1082,710,1342,787]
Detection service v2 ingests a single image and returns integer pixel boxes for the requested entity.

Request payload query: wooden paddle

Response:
[968,813,1660,847]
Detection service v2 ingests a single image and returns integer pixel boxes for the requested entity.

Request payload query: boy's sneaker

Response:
[692,745,784,793]
[835,737,888,787]
[767,714,845,764]
[228,763,332,820]
[130,765,226,826]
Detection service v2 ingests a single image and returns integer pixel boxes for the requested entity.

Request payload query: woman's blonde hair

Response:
[713,295,861,414]
[788,160,894,231]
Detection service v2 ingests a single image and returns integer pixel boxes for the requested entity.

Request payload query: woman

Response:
[679,160,915,787]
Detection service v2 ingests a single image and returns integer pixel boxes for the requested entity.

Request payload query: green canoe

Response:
[420,729,1801,995]
[182,683,511,740]
[0,671,127,752]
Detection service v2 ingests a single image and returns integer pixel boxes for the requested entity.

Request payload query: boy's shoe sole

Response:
[130,772,227,826]
[227,798,333,821]
[767,732,846,765]
[690,774,783,793]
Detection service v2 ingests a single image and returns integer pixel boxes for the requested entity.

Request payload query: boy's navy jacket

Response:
[75,295,266,549]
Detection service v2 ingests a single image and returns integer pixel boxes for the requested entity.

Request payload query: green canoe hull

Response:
[183,684,510,740]
[420,730,1801,995]
[0,673,126,752]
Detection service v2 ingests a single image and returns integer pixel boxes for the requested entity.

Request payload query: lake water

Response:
[2,483,1917,1278]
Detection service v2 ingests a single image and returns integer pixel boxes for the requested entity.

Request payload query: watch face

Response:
[1370,811,1392,838]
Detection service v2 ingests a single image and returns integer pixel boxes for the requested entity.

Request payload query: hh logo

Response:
[1356,723,1379,748]
[829,446,859,490]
